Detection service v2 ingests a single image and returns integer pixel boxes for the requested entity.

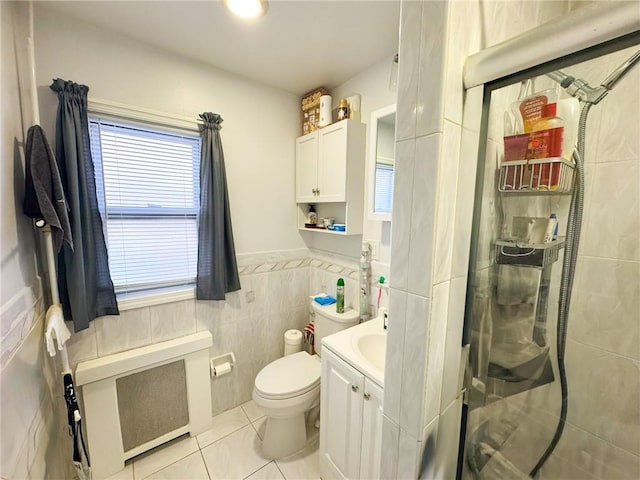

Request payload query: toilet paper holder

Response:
[210,352,236,378]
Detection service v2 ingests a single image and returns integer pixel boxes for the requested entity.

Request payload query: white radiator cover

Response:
[75,331,212,479]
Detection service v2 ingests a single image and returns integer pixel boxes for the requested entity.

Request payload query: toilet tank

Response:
[311,302,359,356]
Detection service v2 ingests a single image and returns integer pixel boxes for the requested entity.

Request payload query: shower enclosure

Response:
[460,30,640,480]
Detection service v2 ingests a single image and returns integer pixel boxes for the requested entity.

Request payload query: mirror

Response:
[368,104,396,221]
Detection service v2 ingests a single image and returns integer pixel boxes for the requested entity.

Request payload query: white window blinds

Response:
[374,163,394,214]
[89,119,201,294]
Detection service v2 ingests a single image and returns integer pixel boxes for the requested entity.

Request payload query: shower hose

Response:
[528,102,591,477]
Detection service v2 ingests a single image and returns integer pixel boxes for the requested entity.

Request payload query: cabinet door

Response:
[295,132,319,203]
[320,348,365,480]
[317,122,348,202]
[359,379,384,480]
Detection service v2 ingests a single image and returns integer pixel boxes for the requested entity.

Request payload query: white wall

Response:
[306,57,397,264]
[0,2,68,478]
[34,5,305,256]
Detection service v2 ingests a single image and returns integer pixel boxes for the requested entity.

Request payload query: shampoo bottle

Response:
[528,103,565,190]
[336,278,345,313]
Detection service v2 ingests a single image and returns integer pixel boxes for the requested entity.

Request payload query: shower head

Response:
[547,49,640,105]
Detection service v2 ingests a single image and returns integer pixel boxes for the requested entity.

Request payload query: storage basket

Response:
[498,157,575,193]
[495,238,565,268]
[301,87,330,136]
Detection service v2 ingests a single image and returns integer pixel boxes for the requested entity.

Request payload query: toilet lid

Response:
[255,351,320,400]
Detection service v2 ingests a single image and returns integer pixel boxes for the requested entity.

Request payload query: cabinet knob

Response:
[351,385,359,393]
[316,188,320,195]
[364,393,371,400]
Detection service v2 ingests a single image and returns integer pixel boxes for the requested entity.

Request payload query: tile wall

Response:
[66,247,389,418]
[1,2,71,478]
[382,0,576,478]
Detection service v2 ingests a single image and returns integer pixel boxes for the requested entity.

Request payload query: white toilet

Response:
[253,301,359,459]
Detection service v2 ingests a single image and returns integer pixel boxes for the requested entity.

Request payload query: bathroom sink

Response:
[323,315,387,386]
[352,331,386,375]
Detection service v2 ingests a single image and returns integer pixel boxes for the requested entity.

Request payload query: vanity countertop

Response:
[322,316,386,387]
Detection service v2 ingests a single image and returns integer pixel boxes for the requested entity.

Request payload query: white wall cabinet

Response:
[295,120,366,235]
[320,348,384,479]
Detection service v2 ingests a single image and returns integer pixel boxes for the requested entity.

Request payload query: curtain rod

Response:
[88,98,202,133]
[464,1,640,88]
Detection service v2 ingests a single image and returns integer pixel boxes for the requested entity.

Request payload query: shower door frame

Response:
[457,3,640,478]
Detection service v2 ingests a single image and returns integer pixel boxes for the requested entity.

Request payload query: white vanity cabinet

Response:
[320,347,384,480]
[295,120,366,235]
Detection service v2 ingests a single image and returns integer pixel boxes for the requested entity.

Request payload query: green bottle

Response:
[336,278,345,313]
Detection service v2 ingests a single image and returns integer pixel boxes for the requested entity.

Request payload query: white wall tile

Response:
[423,281,449,426]
[384,288,408,424]
[417,415,439,479]
[399,293,430,437]
[397,429,420,480]
[149,299,196,343]
[433,121,462,285]
[65,320,98,370]
[195,299,221,333]
[395,0,423,141]
[596,64,639,163]
[566,340,640,455]
[440,277,466,408]
[95,307,152,356]
[581,161,639,261]
[407,134,439,297]
[390,139,417,291]
[415,0,448,137]
[551,419,640,480]
[434,397,463,480]
[380,415,400,480]
[0,316,49,479]
[570,257,639,360]
[452,127,480,279]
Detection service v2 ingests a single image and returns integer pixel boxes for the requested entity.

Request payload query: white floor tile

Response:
[252,416,267,440]
[104,463,133,480]
[145,452,209,480]
[201,424,269,480]
[241,399,265,422]
[196,406,250,449]
[244,462,285,480]
[274,437,321,480]
[133,436,199,480]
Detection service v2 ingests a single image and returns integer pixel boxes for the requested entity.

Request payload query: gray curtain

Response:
[50,78,119,331]
[196,113,241,300]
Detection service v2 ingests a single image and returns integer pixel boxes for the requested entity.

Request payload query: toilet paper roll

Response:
[284,329,303,356]
[213,362,232,377]
[319,95,332,127]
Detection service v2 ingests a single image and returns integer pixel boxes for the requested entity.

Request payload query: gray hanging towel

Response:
[23,124,73,253]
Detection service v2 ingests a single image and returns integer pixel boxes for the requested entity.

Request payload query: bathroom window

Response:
[89,118,201,295]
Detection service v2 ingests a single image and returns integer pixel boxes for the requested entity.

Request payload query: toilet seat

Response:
[254,351,320,400]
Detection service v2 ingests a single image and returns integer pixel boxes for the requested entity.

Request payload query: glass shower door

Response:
[461,44,640,479]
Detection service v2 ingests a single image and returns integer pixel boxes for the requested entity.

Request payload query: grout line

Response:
[197,422,253,450]
[198,448,212,480]
[274,460,287,479]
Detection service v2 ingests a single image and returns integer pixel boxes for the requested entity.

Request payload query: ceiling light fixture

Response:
[225,0,267,19]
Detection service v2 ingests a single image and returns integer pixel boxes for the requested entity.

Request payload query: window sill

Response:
[117,285,195,312]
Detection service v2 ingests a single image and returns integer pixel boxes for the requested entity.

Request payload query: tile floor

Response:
[106,400,321,480]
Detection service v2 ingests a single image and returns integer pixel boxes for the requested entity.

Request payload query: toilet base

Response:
[262,413,307,459]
